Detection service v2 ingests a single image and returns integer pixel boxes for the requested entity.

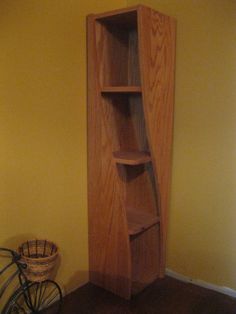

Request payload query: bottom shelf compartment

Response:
[130,224,160,295]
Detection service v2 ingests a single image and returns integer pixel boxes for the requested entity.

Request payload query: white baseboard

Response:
[166,268,236,298]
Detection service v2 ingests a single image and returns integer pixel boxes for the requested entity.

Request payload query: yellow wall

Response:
[1,0,236,298]
[0,0,125,296]
[128,0,236,289]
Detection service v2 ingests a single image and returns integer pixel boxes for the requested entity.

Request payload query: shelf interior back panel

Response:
[95,15,141,87]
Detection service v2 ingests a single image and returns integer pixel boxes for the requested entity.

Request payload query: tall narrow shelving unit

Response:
[87,5,176,299]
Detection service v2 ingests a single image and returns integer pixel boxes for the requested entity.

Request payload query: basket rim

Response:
[18,239,59,262]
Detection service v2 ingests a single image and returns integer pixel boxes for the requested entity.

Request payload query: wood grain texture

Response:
[96,21,128,86]
[96,14,140,87]
[87,5,175,299]
[138,6,176,276]
[128,28,141,86]
[125,164,157,216]
[101,86,141,93]
[130,224,160,294]
[101,94,147,151]
[87,15,131,299]
[104,92,158,219]
[127,208,159,235]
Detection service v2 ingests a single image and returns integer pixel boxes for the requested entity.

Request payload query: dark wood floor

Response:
[57,277,236,314]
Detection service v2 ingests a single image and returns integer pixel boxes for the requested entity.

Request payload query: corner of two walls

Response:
[1,0,235,296]
[127,0,236,291]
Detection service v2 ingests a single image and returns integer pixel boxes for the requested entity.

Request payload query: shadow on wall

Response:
[2,234,37,251]
[0,235,90,297]
[65,270,89,295]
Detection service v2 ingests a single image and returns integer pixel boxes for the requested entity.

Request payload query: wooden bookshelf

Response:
[87,5,176,299]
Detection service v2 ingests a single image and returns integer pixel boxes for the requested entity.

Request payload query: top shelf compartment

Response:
[95,10,140,87]
[96,9,138,29]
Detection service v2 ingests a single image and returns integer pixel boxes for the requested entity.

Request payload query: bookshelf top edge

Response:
[88,5,140,20]
[87,5,176,24]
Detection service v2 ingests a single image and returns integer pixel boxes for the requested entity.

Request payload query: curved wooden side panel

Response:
[87,15,132,299]
[138,6,176,276]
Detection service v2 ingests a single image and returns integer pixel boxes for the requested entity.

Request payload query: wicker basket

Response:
[19,239,58,282]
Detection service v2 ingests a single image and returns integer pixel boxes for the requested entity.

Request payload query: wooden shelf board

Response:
[127,208,159,236]
[101,86,142,93]
[113,151,151,165]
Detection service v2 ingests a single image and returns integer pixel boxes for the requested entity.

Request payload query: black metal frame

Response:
[0,248,25,297]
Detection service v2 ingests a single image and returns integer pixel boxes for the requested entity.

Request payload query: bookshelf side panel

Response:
[87,16,131,299]
[138,6,176,276]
